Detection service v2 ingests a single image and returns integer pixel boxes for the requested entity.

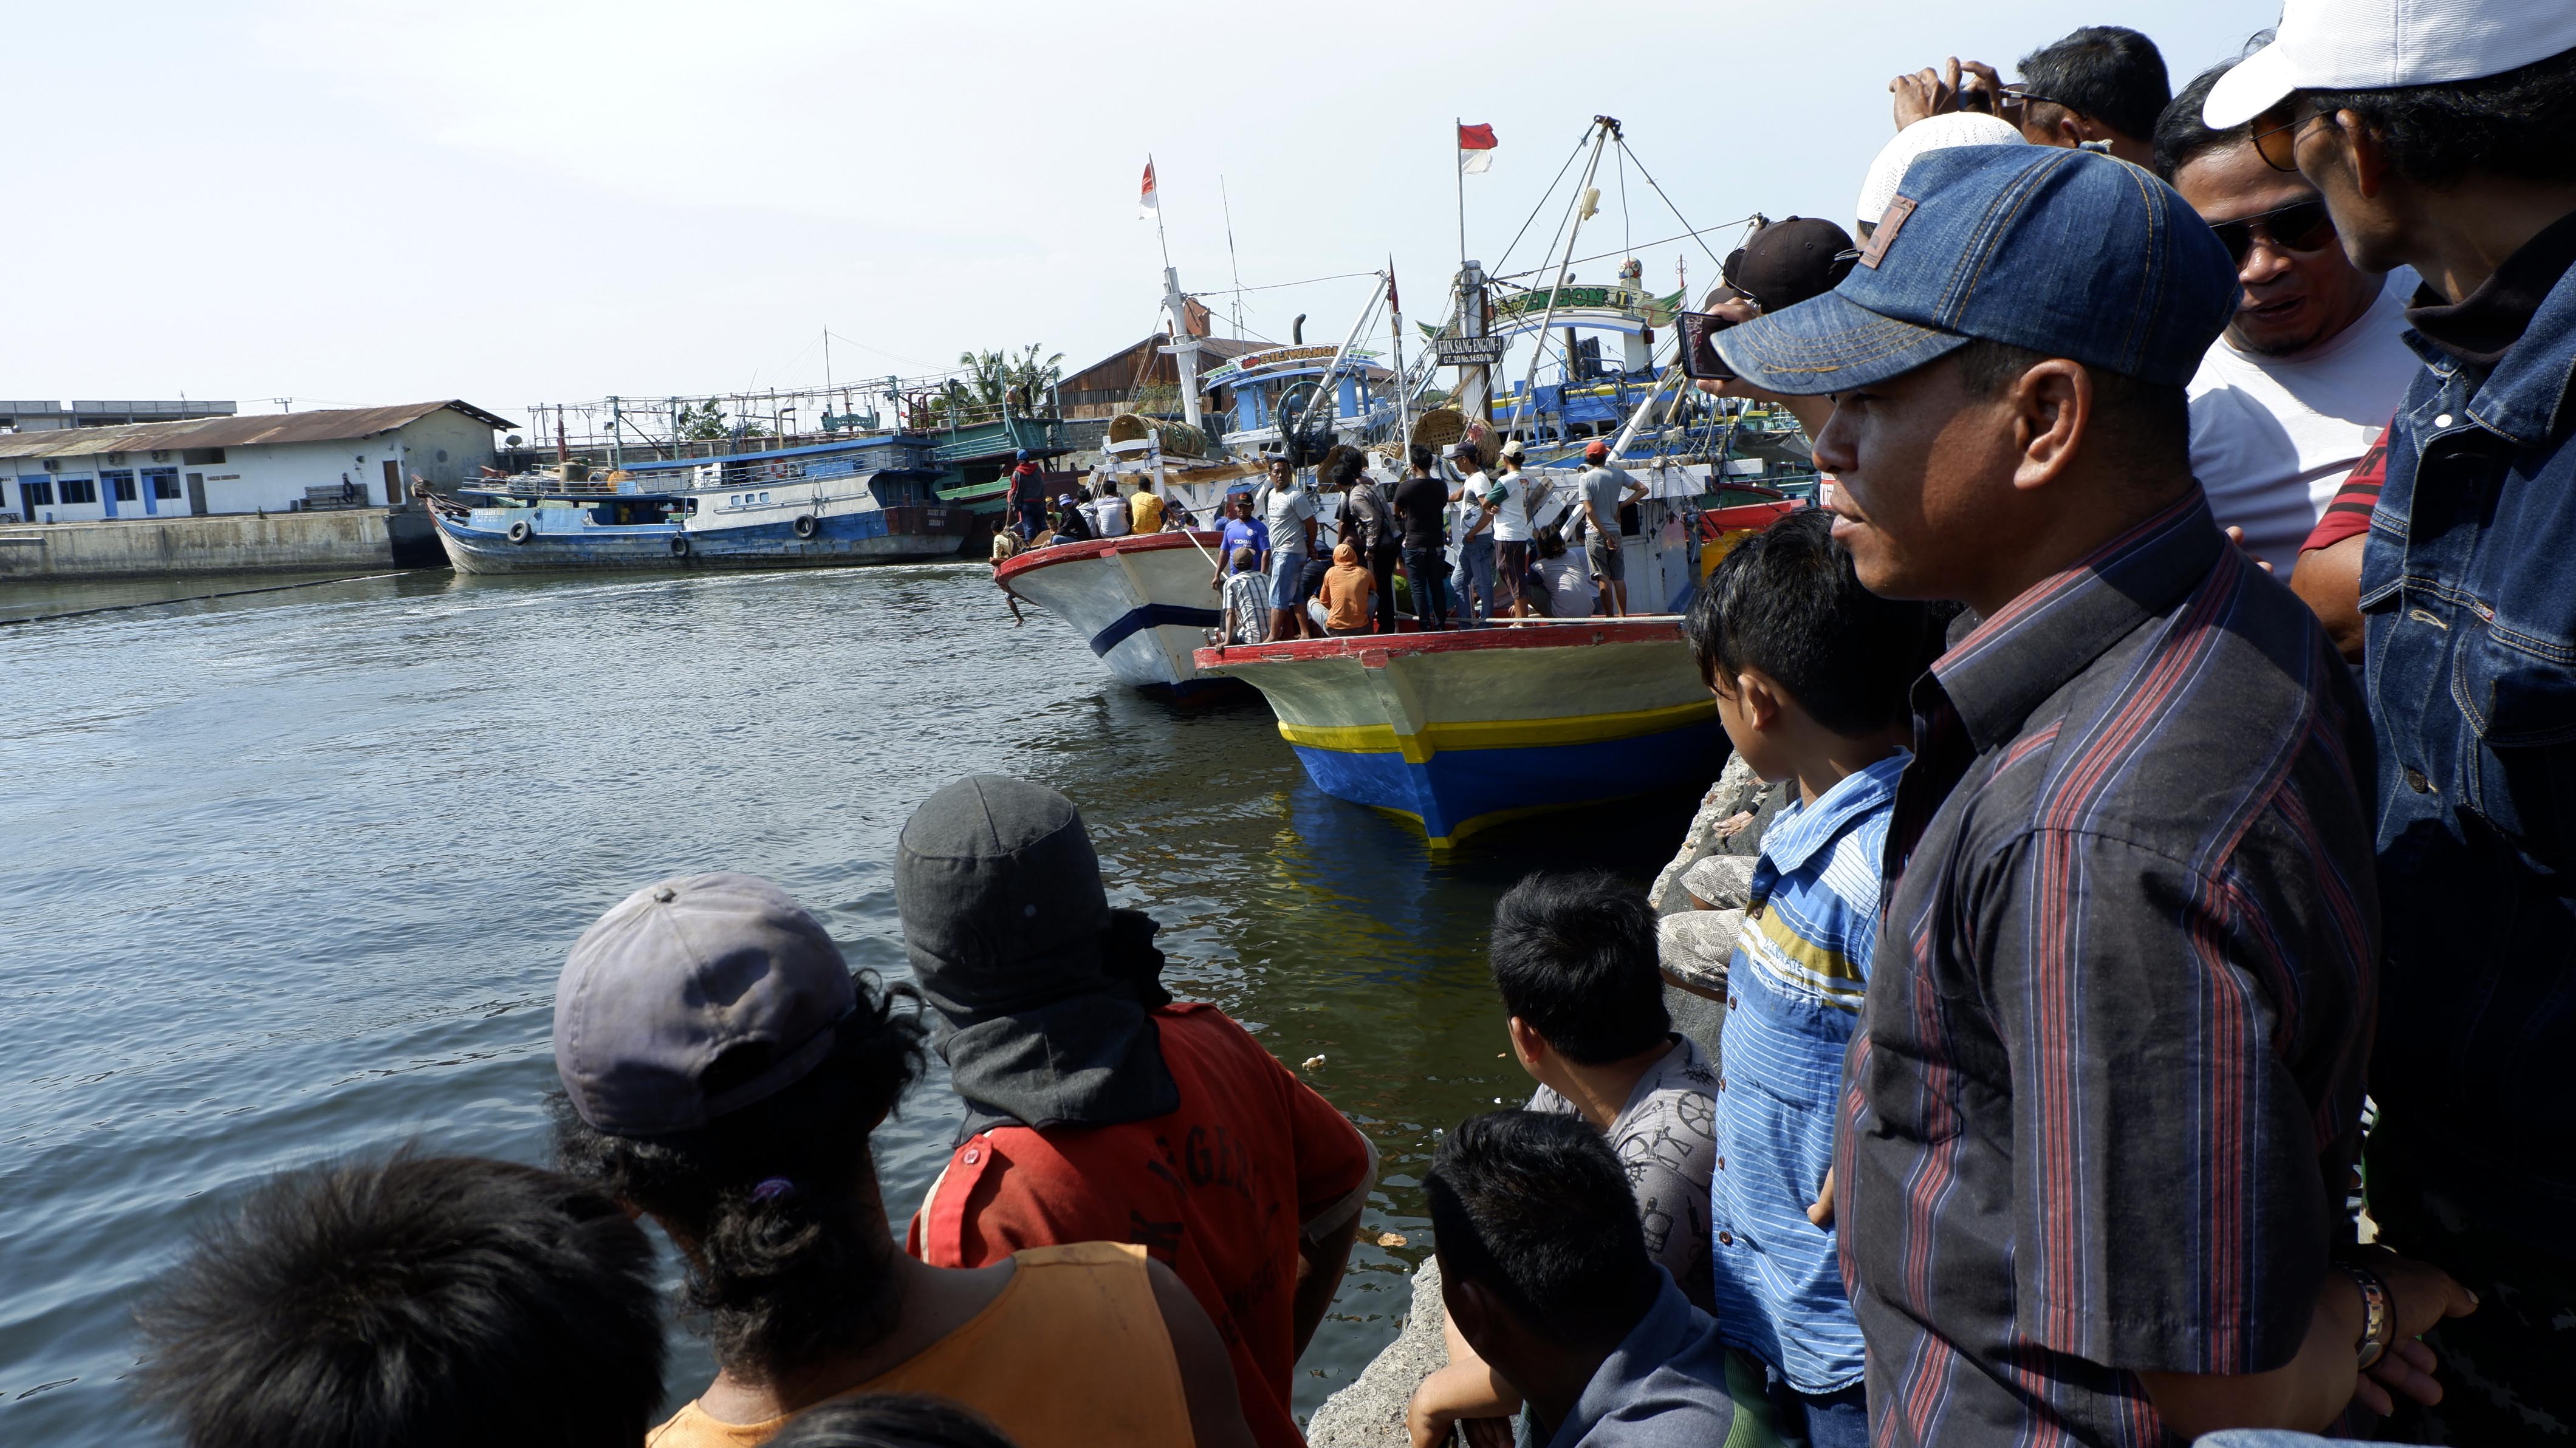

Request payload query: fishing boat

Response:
[994,525,1243,698]
[426,432,966,573]
[1194,620,1725,847]
[1195,494,1796,843]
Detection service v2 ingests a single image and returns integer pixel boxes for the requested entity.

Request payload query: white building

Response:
[1,400,515,523]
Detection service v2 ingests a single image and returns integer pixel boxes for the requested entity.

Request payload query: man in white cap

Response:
[2207,3,2576,1437]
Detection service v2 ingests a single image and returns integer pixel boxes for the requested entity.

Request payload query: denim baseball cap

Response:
[553,872,857,1136]
[1715,146,2239,396]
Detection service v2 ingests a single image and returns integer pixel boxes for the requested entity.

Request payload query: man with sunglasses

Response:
[2155,60,2422,576]
[2208,2,2576,1439]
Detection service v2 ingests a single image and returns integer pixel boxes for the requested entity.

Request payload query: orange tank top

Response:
[646,1243,1192,1448]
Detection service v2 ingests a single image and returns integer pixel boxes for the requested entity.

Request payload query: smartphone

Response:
[1677,310,1738,383]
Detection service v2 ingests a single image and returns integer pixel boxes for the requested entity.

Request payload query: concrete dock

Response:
[0,507,442,581]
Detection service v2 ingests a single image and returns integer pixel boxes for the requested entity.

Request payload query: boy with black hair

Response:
[1677,507,1938,1448]
[132,1152,666,1448]
[1423,1111,1738,1448]
[1408,873,1719,1448]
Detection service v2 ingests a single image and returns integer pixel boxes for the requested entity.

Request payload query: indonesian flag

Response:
[1139,158,1159,219]
[1458,123,1497,175]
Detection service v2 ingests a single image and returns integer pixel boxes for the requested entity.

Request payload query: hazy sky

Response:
[11,1,2276,425]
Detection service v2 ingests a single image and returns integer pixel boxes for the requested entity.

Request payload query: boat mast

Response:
[1504,116,1618,444]
[1162,267,1205,430]
[1386,259,1408,448]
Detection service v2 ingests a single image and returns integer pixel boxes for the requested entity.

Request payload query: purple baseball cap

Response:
[553,872,856,1136]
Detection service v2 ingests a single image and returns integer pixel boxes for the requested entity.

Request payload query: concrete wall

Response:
[0,509,405,579]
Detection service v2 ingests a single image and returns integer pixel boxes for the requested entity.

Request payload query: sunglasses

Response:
[2209,198,2338,265]
[2250,98,2332,171]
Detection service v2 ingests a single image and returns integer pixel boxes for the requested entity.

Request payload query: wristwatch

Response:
[2337,1261,2394,1371]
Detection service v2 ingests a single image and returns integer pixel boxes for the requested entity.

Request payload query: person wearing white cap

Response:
[2208,3,2576,1438]
[1853,111,2024,237]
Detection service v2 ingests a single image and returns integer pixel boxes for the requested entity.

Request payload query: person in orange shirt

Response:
[899,776,1377,1448]
[1317,540,1377,636]
[548,871,1252,1448]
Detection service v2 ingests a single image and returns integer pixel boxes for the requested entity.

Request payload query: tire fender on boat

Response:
[671,534,691,558]
[793,514,820,539]
[506,520,532,544]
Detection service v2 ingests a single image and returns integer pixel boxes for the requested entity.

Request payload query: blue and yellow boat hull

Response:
[1195,620,1724,847]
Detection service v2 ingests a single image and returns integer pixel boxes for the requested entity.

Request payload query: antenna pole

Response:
[1221,175,1245,337]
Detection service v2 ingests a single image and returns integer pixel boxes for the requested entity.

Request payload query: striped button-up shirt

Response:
[1707,752,1906,1395]
[1838,495,2379,1447]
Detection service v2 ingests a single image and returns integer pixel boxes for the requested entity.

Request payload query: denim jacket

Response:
[2360,256,2576,1248]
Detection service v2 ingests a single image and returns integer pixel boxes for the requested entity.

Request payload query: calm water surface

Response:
[0,562,1702,1444]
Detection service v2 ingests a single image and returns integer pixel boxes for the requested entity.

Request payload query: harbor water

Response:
[0,562,1704,1445]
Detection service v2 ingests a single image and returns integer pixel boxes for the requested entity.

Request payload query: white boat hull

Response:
[995,531,1239,697]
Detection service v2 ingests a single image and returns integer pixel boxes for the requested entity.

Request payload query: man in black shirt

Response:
[1391,445,1451,631]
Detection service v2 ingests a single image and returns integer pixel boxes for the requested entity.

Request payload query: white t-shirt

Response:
[1455,473,1494,548]
[1092,493,1130,538]
[1489,468,1533,542]
[1264,480,1317,555]
[2186,271,2422,572]
[1536,552,1598,616]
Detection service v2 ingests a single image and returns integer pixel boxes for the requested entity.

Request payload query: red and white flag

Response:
[1139,158,1159,219]
[1458,123,1498,176]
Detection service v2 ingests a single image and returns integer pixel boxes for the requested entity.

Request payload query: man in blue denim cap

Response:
[1716,145,2472,1443]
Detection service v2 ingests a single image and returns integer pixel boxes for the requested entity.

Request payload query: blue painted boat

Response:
[428,435,967,573]
[1193,619,1726,847]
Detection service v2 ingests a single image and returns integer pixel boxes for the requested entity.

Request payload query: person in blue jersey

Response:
[1677,508,1947,1448]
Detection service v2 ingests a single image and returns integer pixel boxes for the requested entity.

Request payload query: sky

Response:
[7,1,2278,428]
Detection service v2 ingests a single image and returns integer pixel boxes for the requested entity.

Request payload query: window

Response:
[18,479,51,507]
[147,470,181,499]
[58,477,97,504]
[182,447,225,465]
[759,490,772,504]
[106,471,138,502]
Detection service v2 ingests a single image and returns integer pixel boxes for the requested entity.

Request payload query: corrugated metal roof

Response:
[0,400,518,460]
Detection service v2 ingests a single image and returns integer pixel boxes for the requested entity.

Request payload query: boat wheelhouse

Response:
[1200,343,1399,457]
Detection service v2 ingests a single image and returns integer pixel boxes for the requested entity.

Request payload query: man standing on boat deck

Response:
[1007,449,1048,541]
[1490,440,1535,620]
[1261,458,1321,641]
[1449,442,1498,627]
[1716,144,2472,1442]
[1574,441,1648,616]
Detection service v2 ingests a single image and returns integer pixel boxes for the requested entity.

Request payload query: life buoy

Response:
[670,534,691,558]
[793,514,819,539]
[506,520,532,544]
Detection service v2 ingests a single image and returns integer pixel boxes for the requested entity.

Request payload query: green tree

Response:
[677,401,730,440]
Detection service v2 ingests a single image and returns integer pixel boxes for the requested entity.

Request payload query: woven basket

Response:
[1411,409,1498,468]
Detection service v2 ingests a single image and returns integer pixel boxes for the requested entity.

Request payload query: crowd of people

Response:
[128,2,2576,1446]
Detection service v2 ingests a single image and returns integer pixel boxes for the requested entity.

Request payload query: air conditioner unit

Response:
[43,459,60,471]
[106,451,126,463]
[151,449,170,462]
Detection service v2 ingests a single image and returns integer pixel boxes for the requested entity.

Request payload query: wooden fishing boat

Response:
[1193,620,1725,847]
[995,528,1241,698]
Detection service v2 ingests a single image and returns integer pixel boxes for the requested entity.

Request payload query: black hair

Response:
[1410,443,1436,473]
[1426,1111,1657,1347]
[1683,508,1947,737]
[2017,25,2172,142]
[552,975,928,1384]
[1331,451,1367,485]
[1951,338,2191,479]
[133,1153,665,1448]
[2154,61,2249,181]
[2306,43,2576,188]
[1488,870,1667,1065]
[771,1394,1022,1448]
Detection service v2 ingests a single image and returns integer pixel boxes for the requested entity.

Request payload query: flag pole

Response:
[1454,118,1467,273]
[1151,152,1173,272]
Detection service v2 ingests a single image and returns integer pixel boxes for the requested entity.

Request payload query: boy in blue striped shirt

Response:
[1677,510,1948,1448]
